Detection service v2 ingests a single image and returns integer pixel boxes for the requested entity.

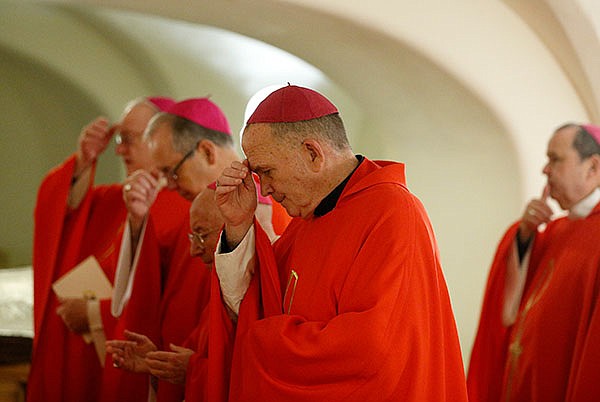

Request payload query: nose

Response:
[190,242,203,257]
[542,162,551,176]
[259,179,273,197]
[115,142,127,156]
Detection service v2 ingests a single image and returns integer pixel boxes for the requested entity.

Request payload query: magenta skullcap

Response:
[167,98,231,135]
[247,84,338,124]
[582,124,600,145]
[147,96,176,112]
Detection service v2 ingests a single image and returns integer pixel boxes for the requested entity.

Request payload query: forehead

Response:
[149,123,179,164]
[548,127,577,154]
[242,124,284,170]
[190,193,222,228]
[121,104,156,134]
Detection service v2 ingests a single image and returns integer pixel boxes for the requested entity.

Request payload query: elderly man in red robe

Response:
[28,96,188,402]
[211,84,468,402]
[468,123,600,402]
[105,97,289,402]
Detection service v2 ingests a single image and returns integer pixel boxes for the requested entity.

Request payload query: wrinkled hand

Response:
[123,170,163,233]
[56,298,89,334]
[215,160,257,248]
[518,185,552,242]
[105,330,157,374]
[145,344,194,384]
[75,117,114,176]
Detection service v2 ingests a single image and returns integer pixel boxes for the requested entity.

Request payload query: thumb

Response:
[169,343,185,352]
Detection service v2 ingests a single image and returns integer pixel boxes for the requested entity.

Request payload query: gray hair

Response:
[147,113,233,153]
[557,123,600,160]
[264,113,351,151]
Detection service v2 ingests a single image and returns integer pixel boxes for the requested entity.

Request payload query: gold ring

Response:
[528,208,535,216]
[113,361,120,368]
[124,183,132,192]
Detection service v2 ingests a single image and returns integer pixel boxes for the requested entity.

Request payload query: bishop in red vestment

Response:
[468,123,600,402]
[28,96,182,402]
[210,85,468,402]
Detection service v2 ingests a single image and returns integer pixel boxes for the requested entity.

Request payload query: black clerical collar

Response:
[313,155,364,217]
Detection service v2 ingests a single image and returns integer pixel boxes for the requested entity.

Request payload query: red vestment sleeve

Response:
[467,223,519,402]
[565,262,600,402]
[183,306,209,402]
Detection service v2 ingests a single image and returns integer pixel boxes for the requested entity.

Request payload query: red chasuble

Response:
[207,158,468,402]
[99,193,188,402]
[101,208,210,402]
[468,204,600,402]
[29,156,127,402]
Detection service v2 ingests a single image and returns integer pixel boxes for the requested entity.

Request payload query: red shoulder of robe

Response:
[207,158,468,402]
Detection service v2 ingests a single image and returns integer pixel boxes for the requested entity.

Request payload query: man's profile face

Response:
[149,122,201,201]
[543,126,595,209]
[189,190,223,264]
[242,124,316,218]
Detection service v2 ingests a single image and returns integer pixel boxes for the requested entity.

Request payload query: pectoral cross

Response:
[283,270,298,314]
[509,340,522,358]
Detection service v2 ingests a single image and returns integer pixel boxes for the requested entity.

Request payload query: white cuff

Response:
[215,226,256,315]
[87,299,107,366]
[502,238,532,326]
[112,218,147,317]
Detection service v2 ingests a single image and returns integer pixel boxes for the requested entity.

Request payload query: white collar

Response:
[569,188,600,218]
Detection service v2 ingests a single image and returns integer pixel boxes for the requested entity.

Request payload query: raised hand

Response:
[105,330,157,373]
[518,185,552,242]
[123,170,164,236]
[75,117,114,176]
[145,344,194,384]
[215,160,258,248]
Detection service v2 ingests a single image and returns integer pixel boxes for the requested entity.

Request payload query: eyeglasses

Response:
[188,229,219,246]
[166,141,200,182]
[168,148,195,182]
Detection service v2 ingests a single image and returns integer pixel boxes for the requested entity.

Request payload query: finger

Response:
[124,330,150,343]
[169,344,185,353]
[146,351,177,361]
[107,124,118,140]
[542,185,550,202]
[145,357,174,371]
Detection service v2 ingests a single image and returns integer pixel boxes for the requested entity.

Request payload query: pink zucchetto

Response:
[582,124,600,145]
[147,96,176,112]
[167,98,231,135]
[247,84,338,124]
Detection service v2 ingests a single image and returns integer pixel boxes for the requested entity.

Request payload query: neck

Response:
[313,153,358,205]
[569,187,600,218]
[216,146,241,171]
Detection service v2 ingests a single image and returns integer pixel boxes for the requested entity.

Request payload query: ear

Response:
[197,140,217,165]
[301,139,324,172]
[589,154,600,177]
